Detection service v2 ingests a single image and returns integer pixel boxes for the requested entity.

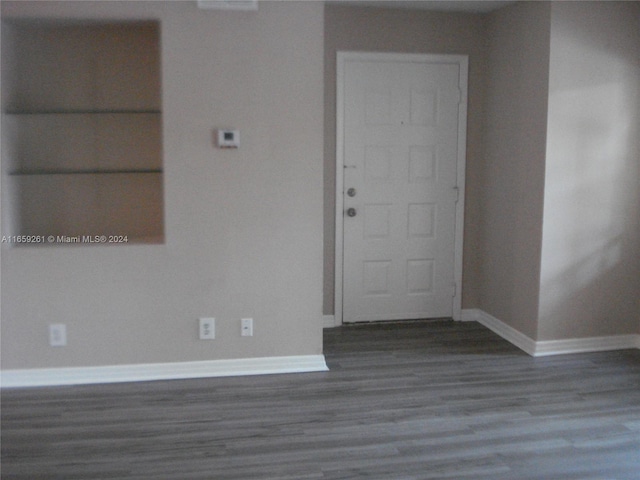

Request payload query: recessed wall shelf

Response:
[1,21,164,244]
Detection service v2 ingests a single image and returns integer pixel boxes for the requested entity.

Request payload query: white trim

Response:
[335,52,468,325]
[462,309,640,357]
[467,308,537,356]
[459,308,480,322]
[534,335,640,357]
[323,315,337,328]
[451,56,468,322]
[334,51,346,326]
[0,355,329,389]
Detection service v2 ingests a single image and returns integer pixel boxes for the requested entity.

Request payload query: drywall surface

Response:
[479,1,551,340]
[539,1,640,340]
[1,1,324,369]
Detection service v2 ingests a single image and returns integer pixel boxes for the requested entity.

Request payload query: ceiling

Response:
[327,0,517,13]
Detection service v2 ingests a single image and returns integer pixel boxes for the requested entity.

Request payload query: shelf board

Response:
[4,110,161,115]
[9,169,163,176]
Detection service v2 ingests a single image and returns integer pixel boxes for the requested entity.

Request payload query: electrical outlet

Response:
[241,318,253,337]
[199,318,215,340]
[49,324,67,347]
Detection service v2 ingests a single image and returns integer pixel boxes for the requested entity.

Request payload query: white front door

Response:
[337,52,468,324]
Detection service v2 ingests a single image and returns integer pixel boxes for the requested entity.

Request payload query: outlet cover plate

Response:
[49,324,67,347]
[199,318,215,340]
[241,318,253,337]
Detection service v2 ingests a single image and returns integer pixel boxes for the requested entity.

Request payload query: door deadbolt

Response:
[347,188,357,197]
[346,208,357,217]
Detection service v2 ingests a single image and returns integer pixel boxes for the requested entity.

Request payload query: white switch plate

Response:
[199,318,215,340]
[49,324,67,347]
[241,318,253,337]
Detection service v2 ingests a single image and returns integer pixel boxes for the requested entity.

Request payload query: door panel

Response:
[341,56,463,323]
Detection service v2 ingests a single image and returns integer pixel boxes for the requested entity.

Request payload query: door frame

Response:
[334,51,468,325]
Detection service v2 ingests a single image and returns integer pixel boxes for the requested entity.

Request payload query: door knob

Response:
[347,188,357,197]
[346,208,357,217]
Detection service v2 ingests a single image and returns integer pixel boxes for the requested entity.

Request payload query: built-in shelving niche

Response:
[1,21,164,245]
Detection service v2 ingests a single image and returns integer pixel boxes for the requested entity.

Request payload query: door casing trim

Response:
[334,51,468,325]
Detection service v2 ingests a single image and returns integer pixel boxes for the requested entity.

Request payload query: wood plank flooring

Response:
[2,320,640,479]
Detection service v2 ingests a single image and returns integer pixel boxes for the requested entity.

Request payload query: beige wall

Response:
[2,1,638,374]
[539,1,640,340]
[480,1,640,341]
[479,1,551,339]
[323,5,488,315]
[1,0,325,369]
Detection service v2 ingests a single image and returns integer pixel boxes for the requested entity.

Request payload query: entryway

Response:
[335,52,468,324]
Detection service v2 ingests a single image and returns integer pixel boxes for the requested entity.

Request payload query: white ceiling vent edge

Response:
[197,0,258,10]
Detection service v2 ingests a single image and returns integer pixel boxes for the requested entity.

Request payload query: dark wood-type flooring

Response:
[2,320,640,479]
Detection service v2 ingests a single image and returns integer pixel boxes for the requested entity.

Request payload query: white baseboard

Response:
[323,315,337,328]
[0,355,329,389]
[534,334,640,356]
[463,308,537,355]
[461,309,640,357]
[459,309,482,322]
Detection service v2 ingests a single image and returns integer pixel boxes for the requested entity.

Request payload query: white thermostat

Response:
[217,129,240,148]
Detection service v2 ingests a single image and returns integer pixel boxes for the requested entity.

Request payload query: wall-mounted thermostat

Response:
[217,129,240,148]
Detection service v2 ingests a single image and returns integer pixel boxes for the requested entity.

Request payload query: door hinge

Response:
[453,186,460,203]
[452,282,457,297]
